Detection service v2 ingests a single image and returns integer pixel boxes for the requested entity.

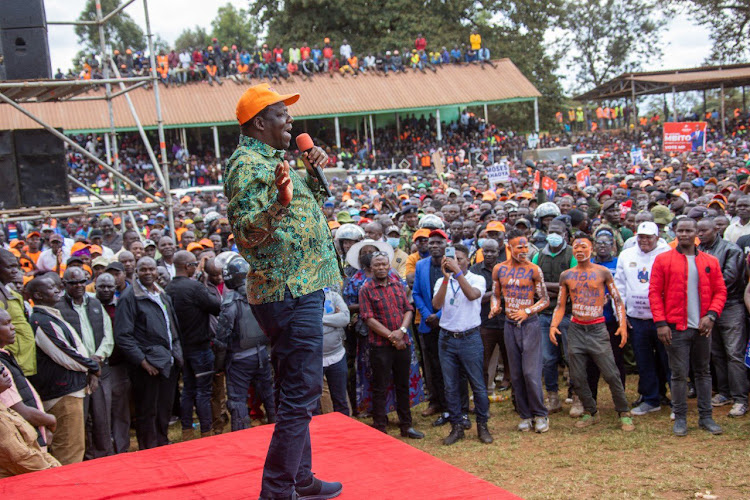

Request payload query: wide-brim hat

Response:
[345,239,394,270]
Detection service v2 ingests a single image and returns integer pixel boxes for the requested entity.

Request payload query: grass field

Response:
[159,377,750,500]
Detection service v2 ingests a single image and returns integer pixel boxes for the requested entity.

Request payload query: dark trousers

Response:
[586,321,626,401]
[666,328,713,420]
[84,363,113,459]
[504,317,547,419]
[109,363,131,454]
[568,322,630,415]
[226,348,276,431]
[540,313,570,393]
[480,326,509,388]
[251,288,324,499]
[629,317,670,406]
[422,328,447,410]
[370,344,412,432]
[181,348,215,433]
[129,363,178,450]
[322,356,350,416]
[711,302,749,405]
[439,328,489,425]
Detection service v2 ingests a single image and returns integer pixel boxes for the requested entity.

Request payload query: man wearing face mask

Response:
[386,226,409,278]
[531,218,577,416]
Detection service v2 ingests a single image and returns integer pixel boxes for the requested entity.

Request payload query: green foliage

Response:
[678,0,750,63]
[557,0,671,92]
[74,0,145,54]
[210,3,258,51]
[174,26,210,52]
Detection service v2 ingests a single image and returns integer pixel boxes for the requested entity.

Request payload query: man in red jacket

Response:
[648,218,727,437]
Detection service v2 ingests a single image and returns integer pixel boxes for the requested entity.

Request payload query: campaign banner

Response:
[541,176,557,200]
[576,168,591,190]
[486,162,510,185]
[663,122,707,152]
[533,170,541,191]
[630,148,643,165]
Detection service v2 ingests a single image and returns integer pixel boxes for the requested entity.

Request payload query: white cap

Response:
[636,221,658,236]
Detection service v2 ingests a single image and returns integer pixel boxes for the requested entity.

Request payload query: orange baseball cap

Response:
[236,83,300,125]
[199,238,214,248]
[328,221,341,230]
[186,242,204,252]
[486,221,506,232]
[412,228,431,241]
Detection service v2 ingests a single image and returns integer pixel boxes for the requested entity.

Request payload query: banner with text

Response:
[663,122,707,152]
[575,168,591,190]
[486,162,510,186]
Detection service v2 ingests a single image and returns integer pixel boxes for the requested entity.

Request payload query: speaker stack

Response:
[1,0,52,80]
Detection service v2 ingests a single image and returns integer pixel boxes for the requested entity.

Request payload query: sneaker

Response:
[711,394,732,407]
[670,412,675,421]
[574,413,600,428]
[673,419,688,436]
[517,418,533,432]
[620,414,635,432]
[569,396,584,418]
[534,416,550,433]
[546,392,562,413]
[296,476,343,500]
[698,418,723,435]
[631,394,644,408]
[631,402,662,416]
[461,414,472,430]
[687,384,697,399]
[728,403,748,417]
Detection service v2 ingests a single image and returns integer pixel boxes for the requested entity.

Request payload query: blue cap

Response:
[323,201,335,208]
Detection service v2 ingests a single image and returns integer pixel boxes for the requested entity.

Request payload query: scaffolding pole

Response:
[143,0,175,239]
[0,203,163,223]
[67,175,110,205]
[0,92,160,202]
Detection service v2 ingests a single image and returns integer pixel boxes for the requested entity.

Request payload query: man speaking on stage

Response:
[224,83,342,500]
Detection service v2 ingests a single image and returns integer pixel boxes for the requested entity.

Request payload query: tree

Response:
[678,0,750,63]
[210,3,258,50]
[556,0,670,93]
[74,0,145,54]
[174,26,210,52]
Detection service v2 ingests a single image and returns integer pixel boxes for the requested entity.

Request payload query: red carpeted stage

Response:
[0,413,517,499]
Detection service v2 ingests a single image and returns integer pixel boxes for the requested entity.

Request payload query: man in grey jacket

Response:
[697,217,748,417]
[321,287,350,415]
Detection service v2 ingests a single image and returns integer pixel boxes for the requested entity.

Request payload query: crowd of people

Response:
[3,106,750,477]
[57,31,497,87]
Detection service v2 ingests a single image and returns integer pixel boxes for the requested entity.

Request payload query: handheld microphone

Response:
[296,133,333,198]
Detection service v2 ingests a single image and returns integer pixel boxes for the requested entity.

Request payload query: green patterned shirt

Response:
[224,135,341,304]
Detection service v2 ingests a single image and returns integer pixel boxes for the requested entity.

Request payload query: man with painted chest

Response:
[550,235,634,432]
[490,230,550,433]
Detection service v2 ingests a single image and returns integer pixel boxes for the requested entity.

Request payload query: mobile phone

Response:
[445,246,456,258]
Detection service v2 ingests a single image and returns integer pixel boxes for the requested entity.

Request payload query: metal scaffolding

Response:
[0,0,175,237]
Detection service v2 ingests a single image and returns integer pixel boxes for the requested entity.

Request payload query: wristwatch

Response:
[524,308,532,315]
[399,326,408,334]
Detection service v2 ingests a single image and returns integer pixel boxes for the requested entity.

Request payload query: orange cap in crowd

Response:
[412,228,431,241]
[186,242,204,252]
[236,83,300,125]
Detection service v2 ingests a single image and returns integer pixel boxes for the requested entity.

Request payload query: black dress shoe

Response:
[442,424,465,445]
[461,414,472,430]
[432,413,450,427]
[477,422,493,444]
[400,427,425,439]
[295,476,343,500]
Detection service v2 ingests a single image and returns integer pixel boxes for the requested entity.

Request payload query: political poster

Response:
[541,176,557,200]
[486,162,510,186]
[663,122,707,152]
[575,168,591,190]
[630,148,643,165]
[533,170,541,191]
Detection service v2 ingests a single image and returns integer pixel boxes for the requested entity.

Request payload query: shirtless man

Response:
[490,230,550,433]
[550,235,634,431]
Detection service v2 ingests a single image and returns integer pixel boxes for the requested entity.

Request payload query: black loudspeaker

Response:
[1,27,52,80]
[0,0,47,30]
[0,131,21,210]
[13,129,69,209]
[1,0,51,80]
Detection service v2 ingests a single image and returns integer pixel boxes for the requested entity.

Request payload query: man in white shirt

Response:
[340,40,352,60]
[432,244,493,446]
[614,222,671,416]
[723,195,750,243]
[36,233,70,273]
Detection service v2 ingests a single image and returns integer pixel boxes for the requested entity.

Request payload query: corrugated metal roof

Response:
[0,59,540,133]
